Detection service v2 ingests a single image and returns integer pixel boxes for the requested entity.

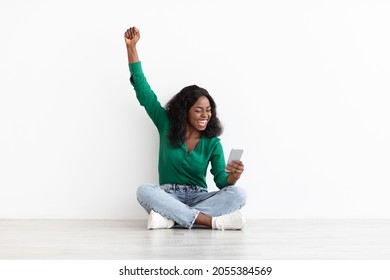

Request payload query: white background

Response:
[1,0,389,219]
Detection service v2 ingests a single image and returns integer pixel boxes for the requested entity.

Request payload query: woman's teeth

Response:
[198,120,207,126]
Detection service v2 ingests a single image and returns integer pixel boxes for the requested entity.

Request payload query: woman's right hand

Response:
[124,26,140,48]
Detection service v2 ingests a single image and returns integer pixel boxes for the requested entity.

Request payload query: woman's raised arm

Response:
[124,26,140,64]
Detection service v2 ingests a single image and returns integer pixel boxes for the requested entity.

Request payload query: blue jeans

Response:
[136,184,247,229]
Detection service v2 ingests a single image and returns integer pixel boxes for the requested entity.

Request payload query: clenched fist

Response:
[124,27,140,48]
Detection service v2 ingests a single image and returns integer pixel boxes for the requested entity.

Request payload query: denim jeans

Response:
[136,184,247,229]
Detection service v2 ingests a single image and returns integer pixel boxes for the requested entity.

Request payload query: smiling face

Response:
[187,96,212,132]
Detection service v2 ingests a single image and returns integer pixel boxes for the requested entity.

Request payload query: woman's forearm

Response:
[127,46,139,64]
[124,27,140,64]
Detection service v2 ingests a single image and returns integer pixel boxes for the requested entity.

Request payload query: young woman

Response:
[125,26,247,230]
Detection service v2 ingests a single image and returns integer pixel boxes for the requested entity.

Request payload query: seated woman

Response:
[124,26,247,230]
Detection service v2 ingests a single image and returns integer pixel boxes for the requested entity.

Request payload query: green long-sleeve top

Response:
[129,62,230,189]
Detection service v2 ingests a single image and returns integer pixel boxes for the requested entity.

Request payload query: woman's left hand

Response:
[226,160,244,182]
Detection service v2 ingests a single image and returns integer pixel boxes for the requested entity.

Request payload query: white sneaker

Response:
[147,210,175,230]
[213,211,246,230]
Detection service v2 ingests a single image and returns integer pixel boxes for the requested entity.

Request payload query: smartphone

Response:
[225,149,244,172]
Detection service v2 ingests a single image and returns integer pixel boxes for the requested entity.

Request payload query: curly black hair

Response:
[165,85,223,147]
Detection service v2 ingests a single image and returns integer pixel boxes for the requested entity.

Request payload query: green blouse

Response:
[129,62,229,189]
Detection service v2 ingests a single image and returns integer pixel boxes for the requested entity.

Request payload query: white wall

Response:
[1,0,389,219]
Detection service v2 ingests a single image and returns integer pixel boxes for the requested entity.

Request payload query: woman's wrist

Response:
[227,173,240,185]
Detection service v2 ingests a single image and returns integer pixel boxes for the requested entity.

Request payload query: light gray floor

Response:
[1,219,390,260]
